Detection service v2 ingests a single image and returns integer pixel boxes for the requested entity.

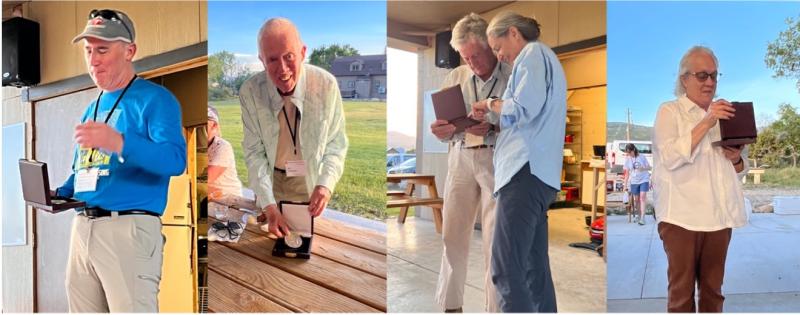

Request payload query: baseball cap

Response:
[72,9,135,44]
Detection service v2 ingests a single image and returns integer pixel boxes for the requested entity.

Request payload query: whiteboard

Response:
[422,90,449,153]
[3,123,27,246]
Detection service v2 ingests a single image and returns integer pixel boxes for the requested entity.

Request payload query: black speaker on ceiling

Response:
[435,30,460,69]
[3,17,41,87]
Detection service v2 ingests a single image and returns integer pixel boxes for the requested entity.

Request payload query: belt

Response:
[452,140,494,150]
[464,144,493,150]
[81,207,159,219]
[274,167,286,173]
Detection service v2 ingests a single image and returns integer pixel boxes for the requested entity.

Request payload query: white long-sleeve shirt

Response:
[652,95,749,231]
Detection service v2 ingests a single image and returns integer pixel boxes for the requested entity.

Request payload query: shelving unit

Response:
[555,108,583,207]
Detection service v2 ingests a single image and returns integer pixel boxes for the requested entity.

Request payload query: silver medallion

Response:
[285,232,303,248]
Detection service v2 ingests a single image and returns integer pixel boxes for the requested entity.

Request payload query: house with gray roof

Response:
[330,54,386,100]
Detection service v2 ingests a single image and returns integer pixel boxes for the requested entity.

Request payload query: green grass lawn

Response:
[209,98,387,220]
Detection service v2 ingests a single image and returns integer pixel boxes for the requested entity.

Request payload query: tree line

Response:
[208,44,359,101]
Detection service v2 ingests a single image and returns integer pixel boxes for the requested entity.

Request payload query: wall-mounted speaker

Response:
[3,17,41,87]
[435,30,460,69]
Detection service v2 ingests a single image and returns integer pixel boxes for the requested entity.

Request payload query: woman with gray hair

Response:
[471,11,566,312]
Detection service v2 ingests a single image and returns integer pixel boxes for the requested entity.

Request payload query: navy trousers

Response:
[491,163,558,312]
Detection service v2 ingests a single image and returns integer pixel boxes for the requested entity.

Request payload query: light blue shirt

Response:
[493,41,567,193]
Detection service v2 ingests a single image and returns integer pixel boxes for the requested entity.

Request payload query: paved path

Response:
[607,213,800,312]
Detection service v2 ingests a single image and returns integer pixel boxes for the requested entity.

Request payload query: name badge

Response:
[465,133,484,147]
[75,168,99,192]
[285,160,307,177]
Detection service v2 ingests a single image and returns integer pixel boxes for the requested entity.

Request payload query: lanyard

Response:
[92,75,137,123]
[472,64,500,103]
[88,75,137,163]
[281,105,300,155]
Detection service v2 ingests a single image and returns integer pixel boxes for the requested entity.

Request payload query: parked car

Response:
[388,158,416,174]
[387,152,413,168]
[607,140,653,172]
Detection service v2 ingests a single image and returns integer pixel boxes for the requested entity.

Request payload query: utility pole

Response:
[626,108,632,142]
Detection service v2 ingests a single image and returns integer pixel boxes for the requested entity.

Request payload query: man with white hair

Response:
[430,12,511,313]
[57,9,187,312]
[239,17,348,238]
[652,46,748,312]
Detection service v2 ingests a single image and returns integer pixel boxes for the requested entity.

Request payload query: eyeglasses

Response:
[685,71,720,82]
[210,221,244,241]
[88,9,133,41]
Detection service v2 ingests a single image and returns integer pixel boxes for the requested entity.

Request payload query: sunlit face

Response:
[457,38,497,79]
[259,31,306,94]
[207,119,219,144]
[84,37,134,90]
[680,52,718,108]
[487,27,525,65]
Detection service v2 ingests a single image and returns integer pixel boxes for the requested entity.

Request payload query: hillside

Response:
[607,122,653,142]
[388,130,416,150]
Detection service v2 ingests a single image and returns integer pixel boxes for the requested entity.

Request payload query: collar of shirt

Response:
[474,60,503,86]
[266,64,308,117]
[512,42,536,69]
[677,94,704,114]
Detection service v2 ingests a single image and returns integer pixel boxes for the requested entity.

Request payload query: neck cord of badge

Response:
[473,63,499,103]
[281,105,300,155]
[88,75,137,163]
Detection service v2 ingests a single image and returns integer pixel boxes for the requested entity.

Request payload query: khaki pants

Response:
[435,144,498,312]
[273,170,309,203]
[66,213,163,313]
[658,222,732,313]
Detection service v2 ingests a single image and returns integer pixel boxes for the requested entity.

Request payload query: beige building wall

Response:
[481,1,606,48]
[562,48,607,161]
[416,48,452,220]
[2,87,35,313]
[12,1,207,85]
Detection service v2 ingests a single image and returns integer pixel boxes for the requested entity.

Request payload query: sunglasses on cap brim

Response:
[88,9,133,41]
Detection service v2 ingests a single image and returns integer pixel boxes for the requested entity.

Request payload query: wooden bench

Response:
[743,168,765,184]
[386,190,406,197]
[387,174,444,233]
[208,217,386,312]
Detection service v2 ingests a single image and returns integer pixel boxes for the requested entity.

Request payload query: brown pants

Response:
[658,222,732,313]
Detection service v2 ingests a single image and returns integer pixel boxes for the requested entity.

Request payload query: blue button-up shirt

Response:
[493,41,567,193]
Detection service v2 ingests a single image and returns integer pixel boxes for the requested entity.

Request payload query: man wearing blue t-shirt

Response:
[55,9,186,312]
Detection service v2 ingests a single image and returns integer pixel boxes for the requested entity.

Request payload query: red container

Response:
[565,134,574,143]
[562,186,579,201]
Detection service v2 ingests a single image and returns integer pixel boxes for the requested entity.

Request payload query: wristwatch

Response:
[487,96,499,111]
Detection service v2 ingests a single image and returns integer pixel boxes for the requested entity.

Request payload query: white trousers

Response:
[435,144,498,312]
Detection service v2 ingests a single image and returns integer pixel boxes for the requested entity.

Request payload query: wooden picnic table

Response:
[207,217,387,312]
[386,173,443,233]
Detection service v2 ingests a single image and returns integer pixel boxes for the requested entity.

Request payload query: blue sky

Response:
[608,2,800,127]
[208,1,386,67]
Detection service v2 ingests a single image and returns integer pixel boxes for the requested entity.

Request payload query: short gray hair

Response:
[486,11,540,42]
[450,13,489,51]
[674,45,719,96]
[257,17,302,53]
